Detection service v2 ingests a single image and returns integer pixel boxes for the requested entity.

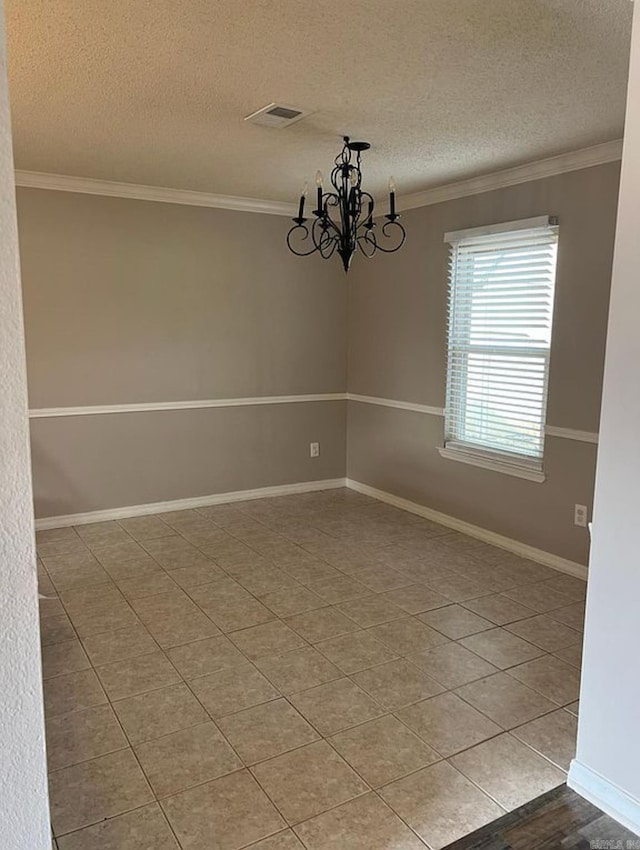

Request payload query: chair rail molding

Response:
[29,393,347,418]
[30,391,599,445]
[347,393,599,445]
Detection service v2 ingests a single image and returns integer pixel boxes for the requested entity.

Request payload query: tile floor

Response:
[37,488,585,850]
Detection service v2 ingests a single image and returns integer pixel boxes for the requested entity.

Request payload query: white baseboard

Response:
[35,475,588,580]
[568,760,640,837]
[34,478,347,530]
[346,478,588,579]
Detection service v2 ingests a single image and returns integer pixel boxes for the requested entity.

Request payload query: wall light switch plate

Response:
[310,442,320,458]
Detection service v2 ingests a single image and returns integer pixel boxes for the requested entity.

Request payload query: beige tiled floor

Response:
[38,488,585,850]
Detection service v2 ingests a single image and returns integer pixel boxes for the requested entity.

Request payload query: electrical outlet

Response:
[574,504,588,528]
[310,442,320,458]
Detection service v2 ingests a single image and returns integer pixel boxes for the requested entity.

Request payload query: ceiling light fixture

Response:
[286,136,406,272]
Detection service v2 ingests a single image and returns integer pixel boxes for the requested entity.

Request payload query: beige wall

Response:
[18,189,346,406]
[347,162,620,564]
[17,188,347,517]
[30,402,346,517]
[19,163,619,562]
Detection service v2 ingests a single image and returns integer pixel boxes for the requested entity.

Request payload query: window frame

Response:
[439,215,559,483]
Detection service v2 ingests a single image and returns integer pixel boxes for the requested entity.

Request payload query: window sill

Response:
[437,445,546,483]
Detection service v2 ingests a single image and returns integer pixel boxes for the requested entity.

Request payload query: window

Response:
[441,216,559,482]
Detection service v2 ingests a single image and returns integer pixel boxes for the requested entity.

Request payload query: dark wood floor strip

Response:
[443,785,638,850]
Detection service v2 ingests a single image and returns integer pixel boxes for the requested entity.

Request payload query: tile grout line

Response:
[46,551,186,846]
[39,491,582,846]
[120,508,381,834]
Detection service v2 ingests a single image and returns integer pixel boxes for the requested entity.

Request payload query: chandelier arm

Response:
[324,191,341,206]
[317,198,343,238]
[320,238,338,259]
[311,219,339,259]
[286,222,323,257]
[371,219,407,254]
[355,213,375,237]
[356,231,377,258]
[321,225,343,258]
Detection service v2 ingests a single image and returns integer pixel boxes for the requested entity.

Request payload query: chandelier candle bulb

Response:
[389,176,396,217]
[315,170,323,213]
[286,136,406,272]
[297,182,307,220]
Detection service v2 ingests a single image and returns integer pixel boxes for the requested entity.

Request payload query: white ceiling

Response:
[5,0,632,203]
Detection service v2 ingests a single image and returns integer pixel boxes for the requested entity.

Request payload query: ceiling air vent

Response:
[244,103,308,129]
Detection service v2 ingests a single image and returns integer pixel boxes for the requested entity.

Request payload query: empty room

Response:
[2,1,640,849]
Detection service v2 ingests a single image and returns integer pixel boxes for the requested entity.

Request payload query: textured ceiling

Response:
[5,0,633,203]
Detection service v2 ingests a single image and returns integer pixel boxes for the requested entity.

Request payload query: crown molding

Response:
[15,139,623,217]
[14,170,298,217]
[397,139,623,212]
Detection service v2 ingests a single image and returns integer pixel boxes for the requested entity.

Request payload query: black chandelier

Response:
[286,136,406,272]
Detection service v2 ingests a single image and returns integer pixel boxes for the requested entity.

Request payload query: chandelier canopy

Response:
[286,136,406,272]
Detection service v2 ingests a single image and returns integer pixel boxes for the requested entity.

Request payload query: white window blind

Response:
[443,216,559,475]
